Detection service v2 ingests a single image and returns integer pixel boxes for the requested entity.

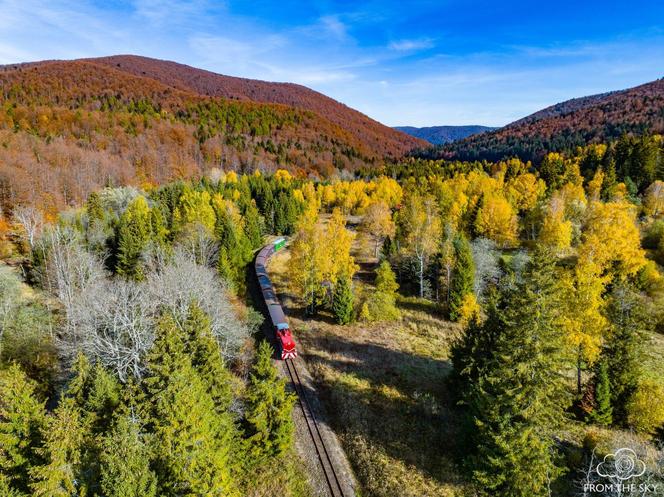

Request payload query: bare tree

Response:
[177,223,219,268]
[471,238,502,301]
[13,205,44,248]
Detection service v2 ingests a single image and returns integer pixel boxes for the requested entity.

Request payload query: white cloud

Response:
[389,38,434,52]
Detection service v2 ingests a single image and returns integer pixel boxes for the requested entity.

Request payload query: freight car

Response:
[255,238,298,360]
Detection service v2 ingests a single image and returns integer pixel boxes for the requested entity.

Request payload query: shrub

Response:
[627,379,664,435]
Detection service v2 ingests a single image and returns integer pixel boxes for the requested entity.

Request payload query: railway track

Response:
[256,239,349,497]
[284,357,347,497]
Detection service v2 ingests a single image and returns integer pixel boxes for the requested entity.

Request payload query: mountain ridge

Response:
[394,125,497,144]
[426,78,664,163]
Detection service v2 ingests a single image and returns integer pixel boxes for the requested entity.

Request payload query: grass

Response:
[269,229,470,497]
[268,222,664,497]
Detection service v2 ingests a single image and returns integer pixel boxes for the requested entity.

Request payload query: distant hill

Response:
[394,125,497,145]
[426,78,664,163]
[0,55,425,211]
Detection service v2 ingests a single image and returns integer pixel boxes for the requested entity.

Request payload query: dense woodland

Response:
[424,78,664,163]
[2,131,664,495]
[0,57,425,217]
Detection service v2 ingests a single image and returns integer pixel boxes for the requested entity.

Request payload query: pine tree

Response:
[116,196,152,280]
[99,411,157,497]
[0,365,46,493]
[449,234,475,321]
[465,249,568,497]
[589,359,612,425]
[30,398,86,497]
[332,276,354,325]
[244,341,296,466]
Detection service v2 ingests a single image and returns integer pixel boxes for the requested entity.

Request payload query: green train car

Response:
[273,237,286,251]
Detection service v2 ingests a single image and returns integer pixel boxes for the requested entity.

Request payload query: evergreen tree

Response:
[605,283,646,425]
[145,312,237,496]
[217,246,235,288]
[588,359,612,425]
[332,275,354,325]
[182,302,235,414]
[116,196,152,280]
[464,249,568,497]
[85,191,105,223]
[99,411,157,497]
[151,363,236,496]
[363,261,400,321]
[30,398,87,497]
[0,365,46,493]
[244,342,296,466]
[448,291,504,404]
[242,202,264,249]
[449,234,475,321]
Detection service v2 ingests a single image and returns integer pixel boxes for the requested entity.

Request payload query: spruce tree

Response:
[30,398,87,497]
[217,246,235,288]
[448,291,504,404]
[589,359,612,425]
[244,342,296,466]
[449,234,475,321]
[182,302,235,414]
[332,276,354,325]
[243,202,264,249]
[0,365,46,493]
[99,411,157,497]
[605,283,645,425]
[145,312,237,496]
[151,363,236,496]
[116,196,152,280]
[465,248,568,497]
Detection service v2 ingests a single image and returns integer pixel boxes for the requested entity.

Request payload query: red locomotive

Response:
[255,238,298,360]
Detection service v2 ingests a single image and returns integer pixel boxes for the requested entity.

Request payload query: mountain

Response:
[88,55,424,158]
[427,78,664,163]
[0,55,425,212]
[394,125,497,144]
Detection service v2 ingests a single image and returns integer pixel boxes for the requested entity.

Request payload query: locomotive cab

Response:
[276,322,297,360]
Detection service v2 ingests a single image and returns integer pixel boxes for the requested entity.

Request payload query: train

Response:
[255,238,298,360]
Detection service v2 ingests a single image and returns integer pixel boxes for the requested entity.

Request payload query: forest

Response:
[424,78,664,164]
[1,132,664,496]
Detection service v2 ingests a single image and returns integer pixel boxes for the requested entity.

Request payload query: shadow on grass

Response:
[300,333,464,488]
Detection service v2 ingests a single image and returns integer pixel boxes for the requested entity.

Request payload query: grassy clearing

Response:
[269,229,470,496]
[268,221,664,497]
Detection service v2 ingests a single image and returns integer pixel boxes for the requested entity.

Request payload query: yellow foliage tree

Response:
[538,197,572,254]
[173,189,216,234]
[643,180,664,218]
[361,201,395,258]
[475,193,518,247]
[400,194,441,297]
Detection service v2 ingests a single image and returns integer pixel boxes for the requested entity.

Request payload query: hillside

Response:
[427,78,664,163]
[394,124,497,144]
[88,55,424,157]
[0,56,425,212]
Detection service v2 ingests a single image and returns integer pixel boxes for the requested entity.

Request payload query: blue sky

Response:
[0,0,662,126]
